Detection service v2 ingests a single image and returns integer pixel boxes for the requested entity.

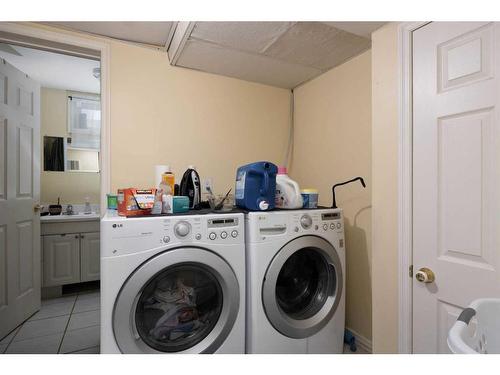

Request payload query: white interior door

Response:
[413,22,500,353]
[0,58,41,339]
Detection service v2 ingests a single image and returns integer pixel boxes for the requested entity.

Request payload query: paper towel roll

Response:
[155,165,170,186]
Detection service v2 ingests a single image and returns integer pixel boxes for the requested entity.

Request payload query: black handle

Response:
[457,308,476,325]
[332,177,366,208]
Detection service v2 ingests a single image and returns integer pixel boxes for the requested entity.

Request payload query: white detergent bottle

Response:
[275,166,303,209]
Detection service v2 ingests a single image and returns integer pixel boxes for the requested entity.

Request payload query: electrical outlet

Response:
[203,178,213,193]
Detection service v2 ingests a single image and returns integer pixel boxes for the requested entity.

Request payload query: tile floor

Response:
[1,287,366,355]
[0,289,100,354]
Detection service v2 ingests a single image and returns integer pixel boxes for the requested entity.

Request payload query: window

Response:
[67,93,101,149]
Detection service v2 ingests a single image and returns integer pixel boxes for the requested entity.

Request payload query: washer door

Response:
[262,236,343,339]
[113,247,239,353]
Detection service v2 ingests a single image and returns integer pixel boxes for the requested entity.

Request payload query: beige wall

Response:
[292,51,372,341]
[371,22,400,353]
[41,87,100,204]
[109,42,290,194]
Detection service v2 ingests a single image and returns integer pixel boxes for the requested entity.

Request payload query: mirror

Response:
[43,136,64,171]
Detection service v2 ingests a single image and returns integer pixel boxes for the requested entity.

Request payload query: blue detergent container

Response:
[235,161,278,211]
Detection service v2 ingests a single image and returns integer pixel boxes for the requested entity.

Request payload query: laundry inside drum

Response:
[134,264,223,352]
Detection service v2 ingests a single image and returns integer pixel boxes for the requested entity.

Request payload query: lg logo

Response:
[112,224,123,228]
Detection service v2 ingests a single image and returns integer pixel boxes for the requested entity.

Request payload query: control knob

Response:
[300,214,313,229]
[174,221,191,237]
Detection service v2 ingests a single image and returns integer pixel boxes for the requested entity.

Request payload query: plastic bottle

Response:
[161,166,175,196]
[275,167,303,209]
[235,161,278,211]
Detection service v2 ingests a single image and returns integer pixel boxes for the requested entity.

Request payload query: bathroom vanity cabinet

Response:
[41,218,100,287]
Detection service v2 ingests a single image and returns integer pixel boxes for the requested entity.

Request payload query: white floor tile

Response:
[73,296,100,313]
[5,333,63,354]
[67,345,100,354]
[0,344,7,353]
[60,325,100,354]
[67,310,100,331]
[77,291,100,300]
[42,294,77,306]
[13,315,69,342]
[0,326,20,345]
[29,301,75,321]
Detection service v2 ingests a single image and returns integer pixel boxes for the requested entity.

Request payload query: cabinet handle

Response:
[80,234,85,239]
[75,235,79,239]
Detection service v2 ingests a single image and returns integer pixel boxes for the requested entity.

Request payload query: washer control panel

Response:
[102,213,245,257]
[207,217,240,241]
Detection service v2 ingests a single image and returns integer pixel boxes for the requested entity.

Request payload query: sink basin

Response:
[62,212,98,216]
[41,212,100,222]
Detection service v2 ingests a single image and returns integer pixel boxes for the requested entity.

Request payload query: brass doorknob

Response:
[34,204,43,212]
[415,267,435,283]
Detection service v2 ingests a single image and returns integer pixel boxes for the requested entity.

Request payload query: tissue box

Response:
[117,188,156,217]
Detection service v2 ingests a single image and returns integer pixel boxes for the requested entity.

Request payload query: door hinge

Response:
[409,265,413,277]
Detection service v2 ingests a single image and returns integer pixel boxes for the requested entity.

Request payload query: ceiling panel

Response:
[322,22,386,38]
[46,22,176,47]
[177,39,321,89]
[262,22,371,70]
[170,21,384,88]
[191,22,294,53]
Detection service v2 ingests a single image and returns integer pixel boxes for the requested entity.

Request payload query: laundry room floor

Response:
[0,289,100,354]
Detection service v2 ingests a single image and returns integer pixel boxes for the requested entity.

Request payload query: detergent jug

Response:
[235,161,278,211]
[275,166,303,209]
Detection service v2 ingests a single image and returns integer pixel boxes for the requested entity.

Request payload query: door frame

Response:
[0,22,111,212]
[397,21,430,354]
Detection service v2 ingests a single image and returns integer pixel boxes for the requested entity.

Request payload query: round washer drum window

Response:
[276,248,334,320]
[134,264,223,353]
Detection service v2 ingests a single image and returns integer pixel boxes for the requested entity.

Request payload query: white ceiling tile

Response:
[46,22,175,46]
[263,22,371,70]
[176,40,322,89]
[191,22,294,53]
[321,22,386,39]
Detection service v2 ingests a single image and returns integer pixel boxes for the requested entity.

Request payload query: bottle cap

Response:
[277,166,287,175]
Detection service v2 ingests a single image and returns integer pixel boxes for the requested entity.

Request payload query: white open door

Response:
[413,22,500,353]
[0,57,41,339]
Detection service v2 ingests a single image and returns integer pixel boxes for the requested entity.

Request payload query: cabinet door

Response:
[42,234,80,287]
[80,232,100,282]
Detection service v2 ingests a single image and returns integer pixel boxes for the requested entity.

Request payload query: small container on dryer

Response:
[301,189,319,208]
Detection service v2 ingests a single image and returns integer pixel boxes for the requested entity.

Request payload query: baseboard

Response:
[346,327,373,354]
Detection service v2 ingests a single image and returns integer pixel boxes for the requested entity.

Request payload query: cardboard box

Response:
[117,188,156,217]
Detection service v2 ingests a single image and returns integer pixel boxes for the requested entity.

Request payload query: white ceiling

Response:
[0,44,100,93]
[46,22,176,47]
[171,21,385,89]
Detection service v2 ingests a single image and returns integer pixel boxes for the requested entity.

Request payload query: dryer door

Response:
[113,247,239,353]
[262,236,343,339]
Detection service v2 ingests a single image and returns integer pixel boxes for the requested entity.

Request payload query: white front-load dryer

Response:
[245,208,345,354]
[101,211,245,353]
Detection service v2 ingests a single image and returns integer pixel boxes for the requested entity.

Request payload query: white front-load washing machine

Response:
[245,208,345,353]
[101,211,245,353]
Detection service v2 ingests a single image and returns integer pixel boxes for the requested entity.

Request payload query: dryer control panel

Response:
[290,211,343,236]
[246,208,344,248]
